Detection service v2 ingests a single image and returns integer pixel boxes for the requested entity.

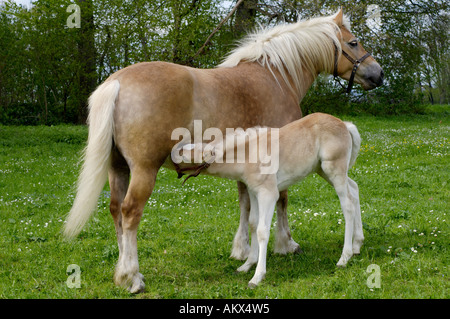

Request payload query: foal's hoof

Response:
[292,244,303,254]
[248,273,264,288]
[248,282,258,289]
[336,255,351,268]
[230,244,250,261]
[237,262,253,273]
[128,274,145,294]
[352,240,364,255]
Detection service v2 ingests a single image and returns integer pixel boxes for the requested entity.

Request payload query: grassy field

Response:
[0,110,448,299]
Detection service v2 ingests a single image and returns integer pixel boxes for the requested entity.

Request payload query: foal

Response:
[175,112,364,287]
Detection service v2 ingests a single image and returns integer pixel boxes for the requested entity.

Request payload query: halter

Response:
[333,43,371,94]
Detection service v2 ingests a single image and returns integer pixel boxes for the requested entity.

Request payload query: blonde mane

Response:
[218,12,351,93]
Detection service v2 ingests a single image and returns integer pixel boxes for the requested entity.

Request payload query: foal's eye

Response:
[348,40,358,47]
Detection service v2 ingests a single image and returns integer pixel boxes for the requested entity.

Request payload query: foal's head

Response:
[333,9,384,91]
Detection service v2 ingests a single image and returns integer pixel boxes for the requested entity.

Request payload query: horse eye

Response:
[348,40,358,47]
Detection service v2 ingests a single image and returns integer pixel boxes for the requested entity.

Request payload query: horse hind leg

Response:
[236,191,259,273]
[248,187,279,288]
[230,181,251,260]
[108,148,130,264]
[114,166,158,293]
[348,177,364,254]
[231,184,301,260]
[319,160,355,267]
[274,190,302,255]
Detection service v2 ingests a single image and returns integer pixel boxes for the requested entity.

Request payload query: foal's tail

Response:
[344,122,361,169]
[63,80,120,239]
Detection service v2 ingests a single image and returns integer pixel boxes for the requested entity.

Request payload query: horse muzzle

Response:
[359,63,384,91]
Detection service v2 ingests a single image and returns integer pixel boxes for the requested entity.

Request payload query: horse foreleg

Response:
[274,190,302,255]
[237,191,259,273]
[230,181,251,260]
[248,188,279,288]
[114,166,157,293]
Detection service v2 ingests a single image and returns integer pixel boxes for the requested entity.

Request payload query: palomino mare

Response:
[63,9,383,293]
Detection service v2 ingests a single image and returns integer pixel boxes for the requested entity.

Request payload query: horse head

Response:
[333,9,384,92]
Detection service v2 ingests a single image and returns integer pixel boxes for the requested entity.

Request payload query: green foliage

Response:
[0,0,448,124]
[0,0,86,125]
[280,0,449,115]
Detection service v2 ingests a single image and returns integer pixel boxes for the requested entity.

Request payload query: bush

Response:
[0,103,42,125]
[301,74,427,116]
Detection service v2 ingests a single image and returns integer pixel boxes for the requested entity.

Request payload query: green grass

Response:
[0,110,448,299]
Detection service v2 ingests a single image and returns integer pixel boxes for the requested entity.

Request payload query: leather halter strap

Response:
[333,43,371,94]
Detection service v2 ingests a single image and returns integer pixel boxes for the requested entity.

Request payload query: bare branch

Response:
[191,0,244,60]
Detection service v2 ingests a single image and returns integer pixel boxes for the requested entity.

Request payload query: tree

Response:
[74,0,96,124]
[0,0,447,125]
[0,0,83,124]
[234,0,258,37]
[254,0,449,113]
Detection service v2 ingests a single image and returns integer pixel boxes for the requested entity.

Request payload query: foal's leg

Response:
[231,181,251,260]
[335,179,355,267]
[321,161,355,267]
[248,188,279,288]
[274,190,301,255]
[334,176,355,267]
[348,178,364,254]
[232,184,300,260]
[114,166,157,293]
[237,192,259,273]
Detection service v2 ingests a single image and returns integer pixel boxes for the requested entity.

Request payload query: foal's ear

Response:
[333,8,344,27]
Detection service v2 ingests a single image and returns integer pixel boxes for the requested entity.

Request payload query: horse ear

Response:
[333,8,344,27]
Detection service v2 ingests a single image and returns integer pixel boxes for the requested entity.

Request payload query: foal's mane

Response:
[218,12,350,93]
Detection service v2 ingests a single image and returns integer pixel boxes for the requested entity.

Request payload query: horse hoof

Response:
[293,245,303,254]
[128,276,145,294]
[274,239,302,255]
[230,246,250,261]
[248,282,258,289]
[237,263,252,273]
[248,273,264,288]
[336,257,348,268]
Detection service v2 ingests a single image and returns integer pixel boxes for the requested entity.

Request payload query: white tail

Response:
[344,121,361,169]
[63,80,120,239]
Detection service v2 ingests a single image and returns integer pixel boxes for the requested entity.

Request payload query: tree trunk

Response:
[76,0,97,124]
[234,0,258,38]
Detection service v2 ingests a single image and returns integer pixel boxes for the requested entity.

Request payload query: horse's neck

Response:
[295,68,316,103]
[263,63,316,104]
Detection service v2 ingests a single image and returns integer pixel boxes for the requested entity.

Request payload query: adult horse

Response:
[63,9,383,293]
